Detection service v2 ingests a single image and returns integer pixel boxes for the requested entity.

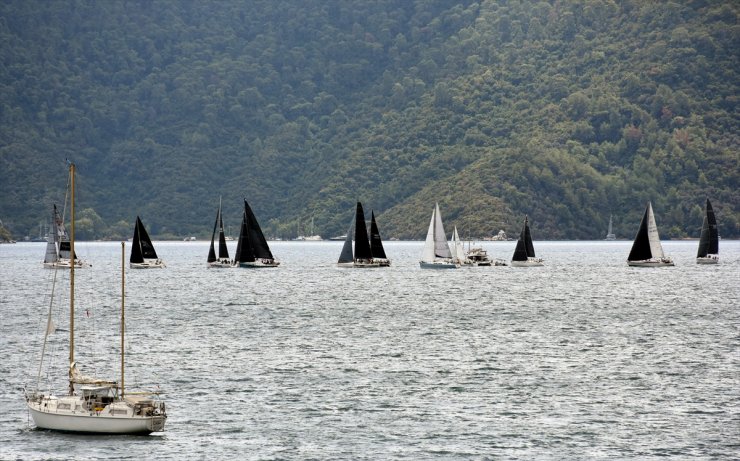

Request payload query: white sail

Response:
[433,203,452,259]
[451,226,465,264]
[421,206,437,262]
[646,202,665,259]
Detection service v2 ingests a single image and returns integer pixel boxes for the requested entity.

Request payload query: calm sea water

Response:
[1,240,738,460]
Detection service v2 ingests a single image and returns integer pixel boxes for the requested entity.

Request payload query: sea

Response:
[0,240,738,460]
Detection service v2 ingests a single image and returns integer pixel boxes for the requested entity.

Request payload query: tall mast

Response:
[121,241,125,398]
[68,162,75,393]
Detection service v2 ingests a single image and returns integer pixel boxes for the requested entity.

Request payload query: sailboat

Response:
[419,203,457,269]
[449,226,468,266]
[25,162,166,434]
[129,216,165,269]
[43,204,89,269]
[207,198,233,268]
[696,199,719,264]
[369,210,391,266]
[627,201,674,267]
[605,215,616,240]
[511,215,544,267]
[337,202,390,267]
[233,199,280,267]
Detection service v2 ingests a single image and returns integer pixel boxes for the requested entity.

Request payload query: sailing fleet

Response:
[39,197,724,271]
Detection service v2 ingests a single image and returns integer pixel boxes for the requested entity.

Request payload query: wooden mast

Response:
[121,241,125,398]
[68,162,75,395]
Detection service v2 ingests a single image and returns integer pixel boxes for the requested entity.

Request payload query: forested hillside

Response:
[1,0,738,240]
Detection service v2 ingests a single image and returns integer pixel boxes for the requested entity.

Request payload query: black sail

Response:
[697,199,719,257]
[338,222,354,264]
[244,200,274,260]
[512,228,528,261]
[369,211,387,259]
[234,210,252,263]
[628,205,652,261]
[207,207,218,263]
[137,217,159,259]
[218,211,229,259]
[523,217,536,258]
[353,202,372,261]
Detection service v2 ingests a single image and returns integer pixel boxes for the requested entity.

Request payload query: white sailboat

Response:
[43,204,90,269]
[25,162,166,434]
[696,199,719,264]
[627,201,674,267]
[419,203,457,269]
[450,226,468,266]
[605,215,616,240]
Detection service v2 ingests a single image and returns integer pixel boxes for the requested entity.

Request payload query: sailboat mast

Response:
[69,162,75,390]
[121,242,125,398]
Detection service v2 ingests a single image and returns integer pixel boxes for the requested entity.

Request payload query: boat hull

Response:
[627,259,674,267]
[696,256,719,264]
[130,259,166,269]
[237,260,280,268]
[208,259,233,268]
[510,258,544,267]
[419,260,458,269]
[43,259,90,269]
[27,403,165,434]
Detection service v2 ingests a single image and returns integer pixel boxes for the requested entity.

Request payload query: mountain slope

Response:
[0,0,737,240]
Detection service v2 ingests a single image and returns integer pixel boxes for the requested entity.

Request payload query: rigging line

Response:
[36,264,60,391]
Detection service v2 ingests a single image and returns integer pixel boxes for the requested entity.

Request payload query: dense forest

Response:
[0,0,738,241]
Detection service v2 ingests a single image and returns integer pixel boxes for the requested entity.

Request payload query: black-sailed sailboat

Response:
[696,199,719,264]
[511,215,544,267]
[207,198,232,268]
[627,201,674,267]
[130,216,165,269]
[234,199,279,267]
[337,202,390,267]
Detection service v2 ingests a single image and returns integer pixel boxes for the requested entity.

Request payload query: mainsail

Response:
[354,202,372,261]
[697,199,718,258]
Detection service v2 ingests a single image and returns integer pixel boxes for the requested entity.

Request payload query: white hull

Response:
[627,258,674,267]
[130,259,166,269]
[43,259,90,269]
[696,256,719,265]
[419,260,458,269]
[27,397,165,434]
[208,259,233,268]
[237,260,280,268]
[511,258,544,267]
